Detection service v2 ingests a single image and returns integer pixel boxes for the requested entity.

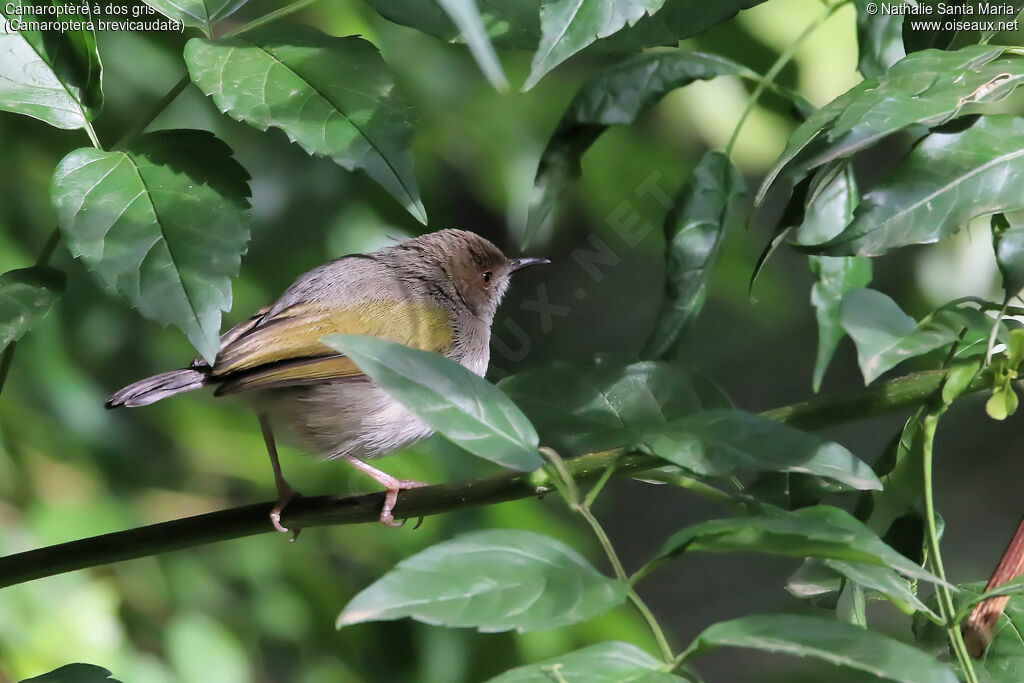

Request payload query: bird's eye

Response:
[482,271,492,285]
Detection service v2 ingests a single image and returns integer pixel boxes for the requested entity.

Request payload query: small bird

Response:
[106,229,548,532]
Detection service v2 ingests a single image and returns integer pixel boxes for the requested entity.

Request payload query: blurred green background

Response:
[2,0,1022,680]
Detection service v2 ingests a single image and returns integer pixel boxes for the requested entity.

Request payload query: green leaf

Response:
[787,558,938,618]
[993,213,1024,297]
[915,582,1024,682]
[362,0,541,48]
[839,290,989,384]
[798,166,872,391]
[498,359,728,456]
[324,334,542,470]
[813,116,1024,256]
[657,505,944,584]
[434,0,508,90]
[19,664,120,683]
[0,266,65,352]
[184,28,427,224]
[758,46,1020,205]
[142,0,246,36]
[485,642,682,682]
[682,614,958,683]
[595,0,768,54]
[645,410,881,491]
[0,0,102,129]
[643,151,745,358]
[338,530,627,632]
[525,51,750,245]
[852,0,905,78]
[524,0,665,90]
[50,130,251,364]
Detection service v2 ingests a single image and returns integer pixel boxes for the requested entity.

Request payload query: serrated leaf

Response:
[0,0,102,129]
[142,0,247,36]
[645,410,881,491]
[338,530,627,632]
[596,0,768,53]
[486,642,682,682]
[0,266,65,351]
[524,0,665,90]
[853,0,905,78]
[758,46,1020,205]
[657,505,945,584]
[184,28,426,223]
[798,166,872,391]
[643,151,745,358]
[812,115,1024,256]
[993,213,1024,297]
[324,334,542,470]
[683,614,958,683]
[525,51,750,245]
[50,130,251,363]
[19,663,120,683]
[498,359,729,456]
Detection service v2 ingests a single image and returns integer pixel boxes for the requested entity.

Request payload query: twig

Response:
[0,366,997,590]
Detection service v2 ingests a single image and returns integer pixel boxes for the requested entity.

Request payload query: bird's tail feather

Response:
[105,369,208,408]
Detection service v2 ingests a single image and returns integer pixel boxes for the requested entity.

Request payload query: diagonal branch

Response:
[0,366,992,590]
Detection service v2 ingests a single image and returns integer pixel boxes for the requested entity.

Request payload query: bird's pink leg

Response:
[259,414,300,540]
[345,457,427,527]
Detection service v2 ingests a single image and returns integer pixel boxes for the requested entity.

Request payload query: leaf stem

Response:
[83,120,102,149]
[725,2,841,158]
[921,411,979,683]
[576,504,675,663]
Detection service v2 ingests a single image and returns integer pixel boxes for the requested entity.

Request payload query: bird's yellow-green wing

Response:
[211,300,453,394]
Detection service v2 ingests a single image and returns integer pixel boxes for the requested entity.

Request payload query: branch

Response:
[0,366,993,589]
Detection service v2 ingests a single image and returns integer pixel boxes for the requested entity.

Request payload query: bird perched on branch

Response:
[106,229,548,533]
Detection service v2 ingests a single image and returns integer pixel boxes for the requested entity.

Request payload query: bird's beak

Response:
[509,257,550,272]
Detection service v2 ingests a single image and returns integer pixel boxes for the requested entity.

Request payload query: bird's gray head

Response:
[391,229,548,323]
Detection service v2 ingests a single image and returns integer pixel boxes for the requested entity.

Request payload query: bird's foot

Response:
[270,485,303,541]
[379,479,428,527]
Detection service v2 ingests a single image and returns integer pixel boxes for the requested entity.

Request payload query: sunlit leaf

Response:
[852,0,905,78]
[142,0,247,36]
[50,130,251,364]
[682,614,958,682]
[645,410,881,491]
[498,359,728,456]
[644,151,745,358]
[184,28,427,223]
[657,505,944,584]
[324,334,542,470]
[525,51,749,245]
[0,266,65,352]
[758,46,1021,205]
[486,642,682,682]
[338,530,627,632]
[524,0,665,91]
[811,116,1024,256]
[0,0,102,129]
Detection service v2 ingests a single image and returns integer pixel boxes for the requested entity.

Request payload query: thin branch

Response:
[0,366,994,590]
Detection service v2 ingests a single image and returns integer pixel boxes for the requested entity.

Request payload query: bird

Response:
[105,229,548,533]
